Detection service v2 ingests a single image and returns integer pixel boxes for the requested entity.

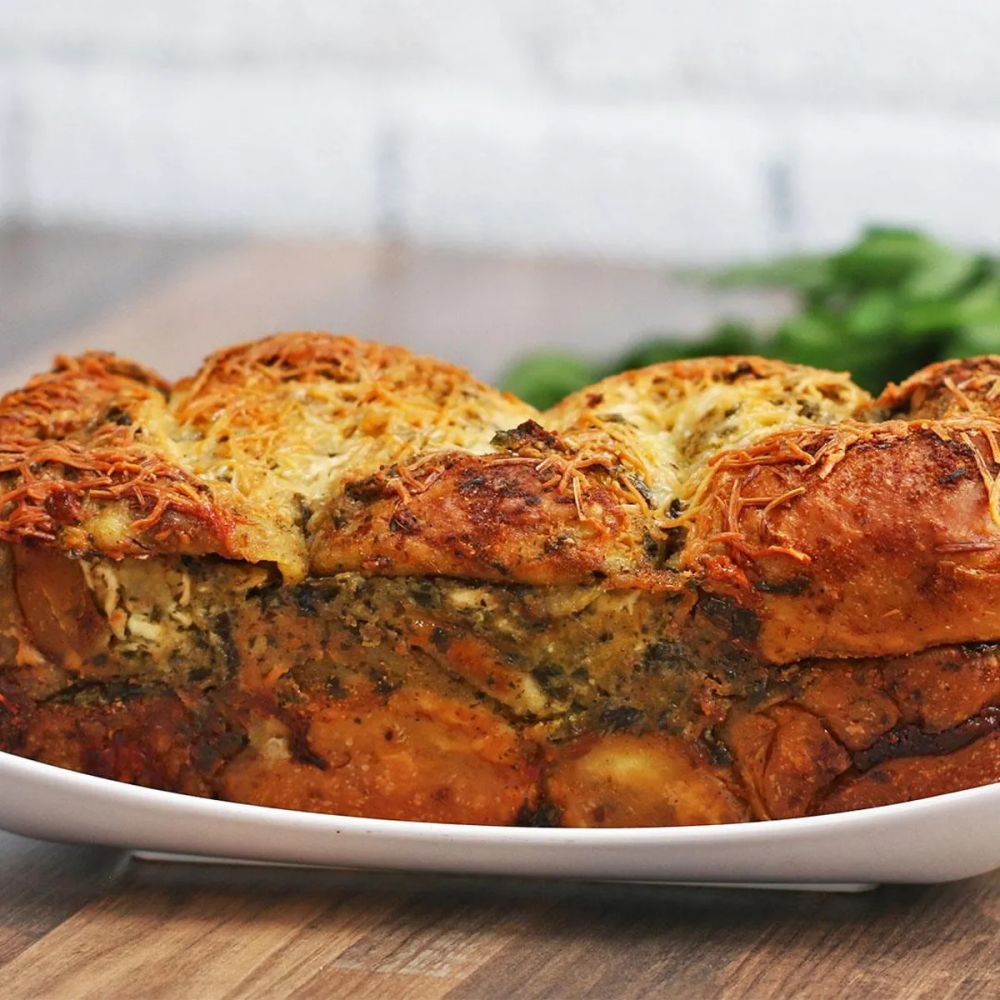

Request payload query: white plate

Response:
[1,751,998,890]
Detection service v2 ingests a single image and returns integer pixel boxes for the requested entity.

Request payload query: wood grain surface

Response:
[0,225,997,1000]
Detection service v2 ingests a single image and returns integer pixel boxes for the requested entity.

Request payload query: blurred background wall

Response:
[2,1,1000,264]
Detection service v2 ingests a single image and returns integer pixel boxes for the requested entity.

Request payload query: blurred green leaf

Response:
[771,313,840,367]
[942,325,1000,359]
[953,274,1000,309]
[901,249,979,300]
[831,226,940,287]
[506,227,1000,406]
[903,299,1000,334]
[610,338,698,372]
[611,322,759,374]
[844,291,899,339]
[499,351,598,409]
[715,256,832,294]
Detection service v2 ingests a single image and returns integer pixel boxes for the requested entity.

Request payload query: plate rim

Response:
[4,748,999,846]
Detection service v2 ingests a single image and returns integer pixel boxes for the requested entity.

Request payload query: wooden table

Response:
[0,225,997,999]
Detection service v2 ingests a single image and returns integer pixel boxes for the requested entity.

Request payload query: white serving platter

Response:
[1,751,998,890]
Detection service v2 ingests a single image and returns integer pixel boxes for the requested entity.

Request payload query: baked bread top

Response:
[3,332,1000,663]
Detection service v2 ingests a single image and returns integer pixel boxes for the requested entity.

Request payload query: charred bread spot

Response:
[753,576,810,596]
[703,727,734,767]
[938,467,969,485]
[962,641,1000,657]
[515,802,563,827]
[291,585,318,616]
[491,420,562,453]
[325,676,348,699]
[599,705,645,733]
[852,707,999,771]
[213,614,240,678]
[814,731,1000,814]
[698,594,760,642]
[373,672,400,697]
[288,731,329,771]
[388,506,420,533]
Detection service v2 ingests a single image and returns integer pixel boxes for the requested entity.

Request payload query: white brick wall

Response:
[19,62,382,233]
[541,1,1000,109]
[2,2,999,260]
[396,92,778,260]
[789,108,1000,251]
[0,2,540,80]
[0,65,16,219]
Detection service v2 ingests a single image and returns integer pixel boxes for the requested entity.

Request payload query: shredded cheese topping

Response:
[9,337,1000,585]
[547,357,867,522]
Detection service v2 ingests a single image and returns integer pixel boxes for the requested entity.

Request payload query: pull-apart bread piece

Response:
[0,334,997,826]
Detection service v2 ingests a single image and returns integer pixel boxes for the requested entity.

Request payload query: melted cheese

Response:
[172,338,534,507]
[548,357,868,514]
[1,337,872,582]
[163,336,537,576]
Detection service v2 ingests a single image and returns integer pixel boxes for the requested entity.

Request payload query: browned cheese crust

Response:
[0,335,997,826]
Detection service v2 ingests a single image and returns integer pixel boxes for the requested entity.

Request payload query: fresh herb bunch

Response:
[500,227,1000,408]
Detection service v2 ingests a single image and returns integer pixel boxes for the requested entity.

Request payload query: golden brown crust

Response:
[220,691,537,825]
[311,422,669,587]
[872,355,1000,420]
[722,643,1000,819]
[544,732,750,826]
[0,352,240,564]
[685,418,1000,662]
[0,334,539,581]
[5,629,992,825]
[0,333,998,826]
[1,340,997,663]
[0,341,875,593]
[813,733,999,814]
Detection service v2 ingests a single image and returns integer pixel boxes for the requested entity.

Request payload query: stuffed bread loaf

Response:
[0,333,997,826]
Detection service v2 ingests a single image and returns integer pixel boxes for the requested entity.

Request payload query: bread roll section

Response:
[0,334,997,825]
